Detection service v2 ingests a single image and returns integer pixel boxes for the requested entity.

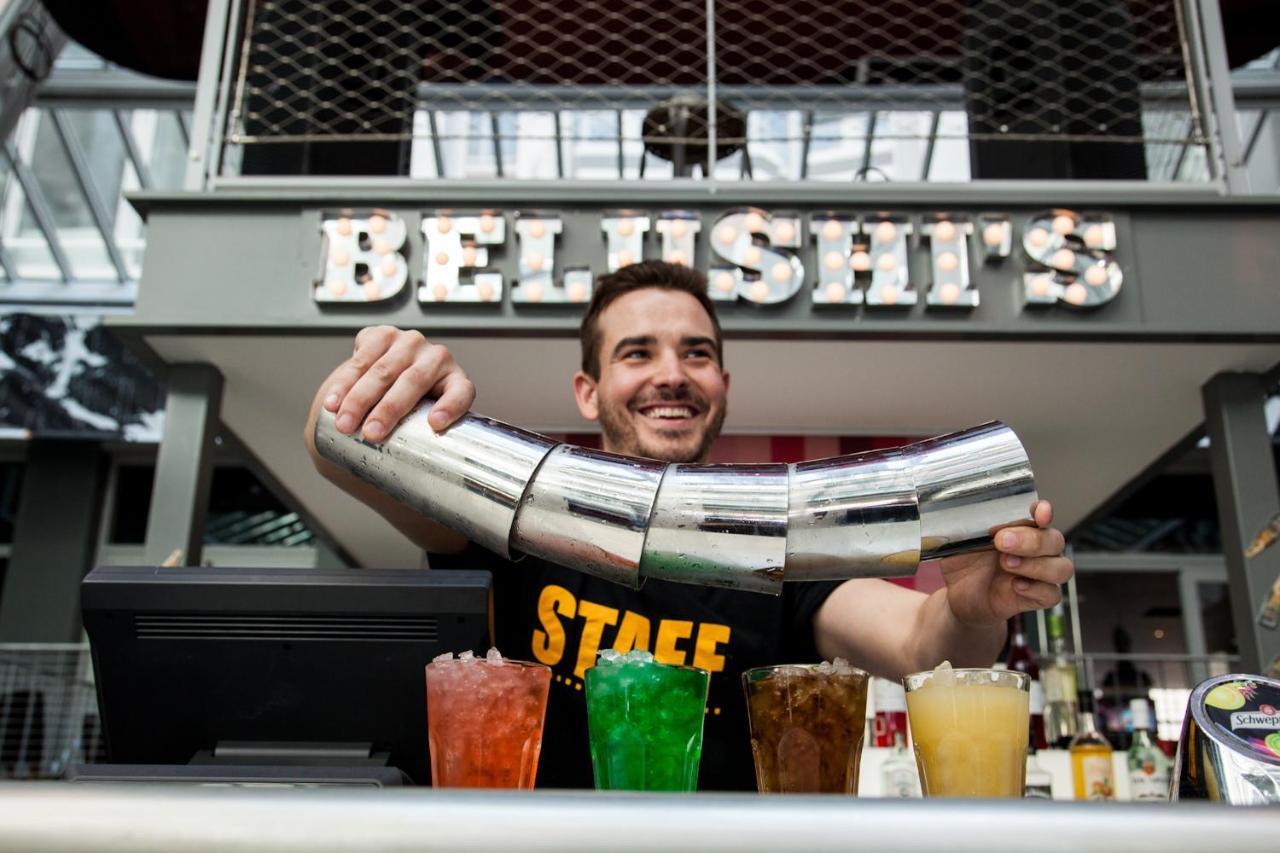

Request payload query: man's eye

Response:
[623,350,648,359]
[686,349,712,360]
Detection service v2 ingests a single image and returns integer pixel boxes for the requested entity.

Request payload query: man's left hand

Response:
[938,500,1073,628]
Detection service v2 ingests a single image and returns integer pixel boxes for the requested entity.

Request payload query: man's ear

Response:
[573,370,600,421]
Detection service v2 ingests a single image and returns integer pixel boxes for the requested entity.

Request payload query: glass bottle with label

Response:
[1025,746,1054,799]
[1070,691,1116,801]
[1005,613,1048,750]
[880,730,920,798]
[1126,698,1171,801]
[872,677,909,748]
[1041,604,1079,747]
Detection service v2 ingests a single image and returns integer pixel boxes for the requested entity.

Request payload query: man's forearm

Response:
[908,588,1007,672]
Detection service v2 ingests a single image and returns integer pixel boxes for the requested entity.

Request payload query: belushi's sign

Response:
[313,206,1122,312]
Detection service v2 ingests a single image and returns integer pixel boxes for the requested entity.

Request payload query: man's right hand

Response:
[320,326,476,443]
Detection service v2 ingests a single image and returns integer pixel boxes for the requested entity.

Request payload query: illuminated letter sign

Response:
[601,212,650,272]
[656,211,700,268]
[315,211,408,304]
[809,213,860,305]
[924,218,976,309]
[1022,209,1122,308]
[709,207,804,305]
[512,212,592,304]
[420,211,504,304]
[863,216,913,307]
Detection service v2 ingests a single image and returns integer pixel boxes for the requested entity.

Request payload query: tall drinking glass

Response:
[743,661,870,793]
[904,666,1030,797]
[426,651,551,788]
[585,651,710,791]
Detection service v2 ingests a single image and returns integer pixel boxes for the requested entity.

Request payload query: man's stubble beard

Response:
[596,397,726,463]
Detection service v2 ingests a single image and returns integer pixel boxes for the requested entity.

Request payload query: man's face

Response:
[573,288,729,463]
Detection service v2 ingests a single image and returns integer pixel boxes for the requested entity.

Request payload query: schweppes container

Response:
[1174,673,1280,803]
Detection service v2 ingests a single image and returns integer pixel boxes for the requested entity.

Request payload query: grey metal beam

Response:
[1193,0,1251,193]
[112,110,153,191]
[35,71,196,107]
[1,140,73,281]
[489,112,503,179]
[1202,371,1280,675]
[0,235,17,281]
[0,440,107,642]
[48,110,131,281]
[143,364,224,566]
[185,0,234,190]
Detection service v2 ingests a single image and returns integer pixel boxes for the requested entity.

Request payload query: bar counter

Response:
[0,783,1275,853]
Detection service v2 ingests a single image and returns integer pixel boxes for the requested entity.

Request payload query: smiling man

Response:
[304,260,1072,790]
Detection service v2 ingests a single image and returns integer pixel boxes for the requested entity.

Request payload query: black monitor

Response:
[79,565,490,786]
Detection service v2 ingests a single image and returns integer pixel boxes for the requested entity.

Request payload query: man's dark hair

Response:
[579,260,723,379]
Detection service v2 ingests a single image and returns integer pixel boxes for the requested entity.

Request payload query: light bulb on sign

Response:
[773,221,795,244]
[822,220,842,241]
[567,281,587,303]
[527,251,545,272]
[716,225,737,245]
[617,219,634,237]
[432,283,448,301]
[743,245,762,266]
[326,279,347,297]
[478,281,495,302]
[367,215,387,235]
[714,271,735,293]
[880,285,899,305]
[982,223,1005,247]
[851,250,871,272]
[824,251,843,271]
[1051,214,1075,235]
[825,282,845,303]
[934,220,956,242]
[771,261,791,284]
[876,253,897,272]
[937,252,958,273]
[1052,248,1076,269]
[668,250,687,266]
[745,212,765,233]
[1064,283,1088,306]
[362,281,381,300]
[332,249,351,267]
[1084,265,1108,287]
[436,216,452,234]
[670,220,688,239]
[529,221,546,239]
[336,218,353,237]
[939,282,960,305]
[874,221,896,243]
[749,281,770,303]
[1027,228,1049,248]
[479,214,496,234]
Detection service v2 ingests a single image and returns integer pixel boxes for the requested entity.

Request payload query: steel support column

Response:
[143,364,223,566]
[0,440,107,642]
[1202,371,1280,675]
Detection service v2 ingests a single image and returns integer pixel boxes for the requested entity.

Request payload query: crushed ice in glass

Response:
[432,652,454,664]
[485,647,503,665]
[458,650,476,662]
[623,649,655,665]
[597,649,622,665]
[931,660,956,687]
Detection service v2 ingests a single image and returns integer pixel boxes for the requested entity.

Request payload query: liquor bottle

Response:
[1126,698,1171,801]
[1041,604,1079,746]
[872,677,909,748]
[1005,613,1048,750]
[1024,746,1054,799]
[1070,691,1116,801]
[880,730,920,797]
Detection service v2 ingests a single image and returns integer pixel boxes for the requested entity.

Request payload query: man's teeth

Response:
[645,406,695,419]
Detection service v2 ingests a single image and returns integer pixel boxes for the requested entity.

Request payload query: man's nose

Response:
[651,349,689,388]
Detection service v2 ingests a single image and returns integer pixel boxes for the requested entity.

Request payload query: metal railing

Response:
[0,644,100,781]
[1,785,1276,853]
[204,0,1219,184]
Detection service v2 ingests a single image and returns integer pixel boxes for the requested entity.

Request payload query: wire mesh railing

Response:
[0,644,102,781]
[220,0,1209,181]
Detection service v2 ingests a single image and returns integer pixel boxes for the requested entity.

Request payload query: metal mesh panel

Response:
[224,0,1202,180]
[0,645,101,780]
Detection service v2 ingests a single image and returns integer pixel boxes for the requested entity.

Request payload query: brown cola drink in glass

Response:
[742,660,870,793]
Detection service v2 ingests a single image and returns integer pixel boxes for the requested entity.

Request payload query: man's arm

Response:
[303,326,476,554]
[813,500,1072,679]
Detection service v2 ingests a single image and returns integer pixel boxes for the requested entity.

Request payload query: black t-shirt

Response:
[428,545,841,791]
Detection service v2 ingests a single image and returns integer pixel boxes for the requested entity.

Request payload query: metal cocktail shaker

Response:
[1174,673,1280,804]
[313,400,1039,593]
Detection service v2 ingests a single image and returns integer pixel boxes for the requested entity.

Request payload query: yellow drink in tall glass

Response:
[904,666,1030,798]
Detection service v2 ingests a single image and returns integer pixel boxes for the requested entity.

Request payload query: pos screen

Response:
[80,564,490,785]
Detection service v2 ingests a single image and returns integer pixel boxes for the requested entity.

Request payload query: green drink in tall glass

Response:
[584,650,710,791]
